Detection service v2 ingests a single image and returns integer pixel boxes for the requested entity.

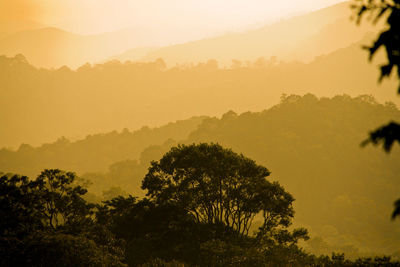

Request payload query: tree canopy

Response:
[2,159,400,265]
[142,143,300,237]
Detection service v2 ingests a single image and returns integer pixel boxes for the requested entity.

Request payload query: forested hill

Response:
[0,40,398,148]
[87,94,400,257]
[186,94,400,256]
[1,94,400,256]
[0,116,206,177]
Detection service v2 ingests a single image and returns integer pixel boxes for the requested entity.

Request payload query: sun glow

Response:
[1,0,346,36]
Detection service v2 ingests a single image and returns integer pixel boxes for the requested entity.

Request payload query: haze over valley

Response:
[2,0,400,265]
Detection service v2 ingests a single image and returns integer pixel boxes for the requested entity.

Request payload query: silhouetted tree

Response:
[34,169,95,233]
[142,143,298,236]
[140,143,308,266]
[0,169,128,267]
[97,196,204,266]
[0,174,43,238]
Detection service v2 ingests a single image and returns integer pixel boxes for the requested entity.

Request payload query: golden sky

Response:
[1,0,346,36]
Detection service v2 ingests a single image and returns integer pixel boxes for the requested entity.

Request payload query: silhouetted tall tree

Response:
[142,143,306,238]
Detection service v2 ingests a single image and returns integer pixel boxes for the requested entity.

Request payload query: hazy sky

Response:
[1,0,346,35]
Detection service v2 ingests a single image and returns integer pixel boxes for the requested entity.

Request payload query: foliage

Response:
[171,94,400,256]
[23,233,125,267]
[353,0,400,91]
[35,169,95,232]
[0,174,43,238]
[1,162,400,265]
[139,143,309,265]
[139,258,185,267]
[353,0,400,152]
[142,143,304,238]
[362,121,400,152]
[3,95,397,256]
[353,0,400,219]
[100,198,202,266]
[1,37,397,150]
[0,115,203,178]
[0,169,126,267]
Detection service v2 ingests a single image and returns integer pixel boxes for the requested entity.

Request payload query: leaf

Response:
[361,121,400,152]
[392,198,400,220]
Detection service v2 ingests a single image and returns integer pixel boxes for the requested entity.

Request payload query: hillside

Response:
[0,116,205,177]
[0,34,397,148]
[185,94,400,254]
[139,2,377,66]
[0,2,377,69]
[1,94,399,256]
[3,0,400,265]
[0,27,174,69]
[96,94,400,256]
[109,46,161,63]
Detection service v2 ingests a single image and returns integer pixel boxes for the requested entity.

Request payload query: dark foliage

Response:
[353,0,400,220]
[2,146,400,265]
[0,169,125,267]
[362,121,400,152]
[353,0,400,92]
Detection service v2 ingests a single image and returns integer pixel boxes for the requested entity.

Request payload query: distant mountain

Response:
[0,116,206,177]
[0,34,397,148]
[0,26,181,69]
[0,28,88,68]
[139,2,377,66]
[0,2,377,69]
[109,47,160,63]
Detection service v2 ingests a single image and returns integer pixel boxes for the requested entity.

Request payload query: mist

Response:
[1,0,400,266]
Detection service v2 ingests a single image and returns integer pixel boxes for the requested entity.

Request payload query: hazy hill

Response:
[0,28,92,68]
[140,2,376,66]
[109,46,160,63]
[0,27,176,69]
[0,32,397,148]
[0,2,376,69]
[0,116,205,177]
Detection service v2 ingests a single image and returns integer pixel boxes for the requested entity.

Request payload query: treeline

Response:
[2,144,399,266]
[0,45,397,147]
[0,116,204,176]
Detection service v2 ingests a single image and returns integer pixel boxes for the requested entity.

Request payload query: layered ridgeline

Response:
[1,94,400,257]
[0,115,205,177]
[0,36,397,148]
[0,3,394,149]
[139,2,376,66]
[0,2,373,69]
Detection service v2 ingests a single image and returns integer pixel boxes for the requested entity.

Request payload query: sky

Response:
[0,0,346,36]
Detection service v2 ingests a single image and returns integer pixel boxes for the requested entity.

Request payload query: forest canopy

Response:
[3,145,399,266]
[0,144,311,266]
[0,42,397,148]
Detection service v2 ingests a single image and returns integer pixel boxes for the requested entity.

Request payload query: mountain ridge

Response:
[0,1,373,69]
